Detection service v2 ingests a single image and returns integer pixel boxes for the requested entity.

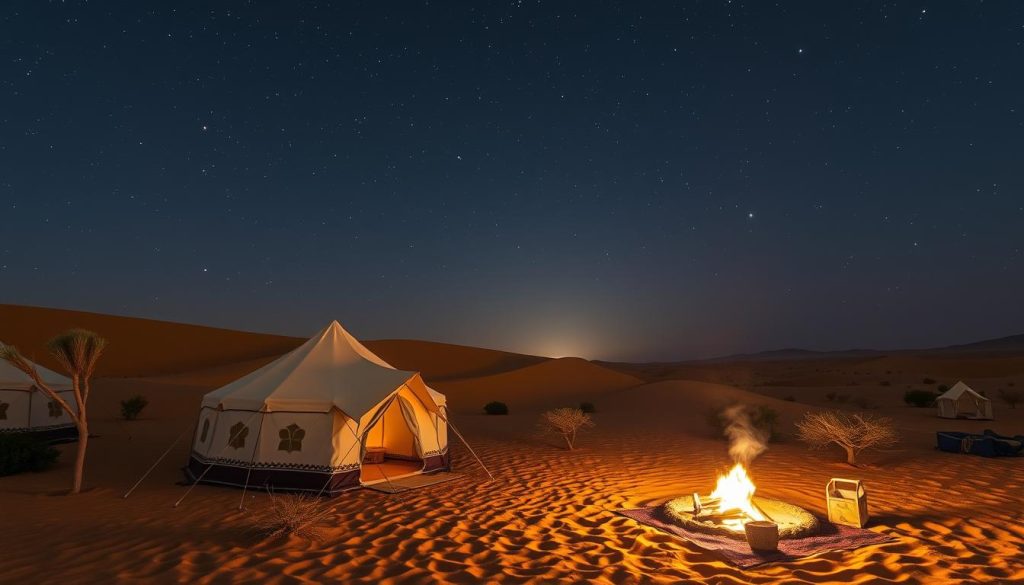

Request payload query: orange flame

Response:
[709,463,765,531]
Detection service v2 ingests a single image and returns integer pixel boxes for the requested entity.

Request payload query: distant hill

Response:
[702,334,1024,363]
[702,348,880,363]
[0,303,548,381]
[432,357,642,413]
[0,304,304,377]
[935,334,1024,353]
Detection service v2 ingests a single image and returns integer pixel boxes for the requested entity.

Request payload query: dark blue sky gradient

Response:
[2,2,1022,360]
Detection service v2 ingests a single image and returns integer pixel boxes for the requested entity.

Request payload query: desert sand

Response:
[1,306,1023,584]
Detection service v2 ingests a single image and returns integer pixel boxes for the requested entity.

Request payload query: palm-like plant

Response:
[0,329,106,493]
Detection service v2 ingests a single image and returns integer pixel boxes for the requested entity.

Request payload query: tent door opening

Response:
[360,395,423,484]
[955,393,979,418]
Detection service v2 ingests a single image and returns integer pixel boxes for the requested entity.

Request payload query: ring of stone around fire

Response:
[662,495,820,540]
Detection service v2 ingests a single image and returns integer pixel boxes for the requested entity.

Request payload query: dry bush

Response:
[254,491,333,540]
[796,410,898,465]
[539,408,594,450]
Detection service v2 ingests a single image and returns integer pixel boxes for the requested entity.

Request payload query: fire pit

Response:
[663,464,819,540]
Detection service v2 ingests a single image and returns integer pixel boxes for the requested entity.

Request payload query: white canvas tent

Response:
[185,321,452,495]
[936,381,993,420]
[0,349,77,441]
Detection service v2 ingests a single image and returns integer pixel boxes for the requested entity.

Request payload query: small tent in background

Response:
[936,381,993,420]
[185,321,458,495]
[0,351,78,442]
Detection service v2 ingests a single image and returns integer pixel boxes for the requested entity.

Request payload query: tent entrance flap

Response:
[361,395,423,483]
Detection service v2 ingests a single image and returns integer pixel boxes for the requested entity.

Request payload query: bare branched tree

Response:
[254,491,333,540]
[0,329,106,493]
[796,410,898,465]
[538,407,594,450]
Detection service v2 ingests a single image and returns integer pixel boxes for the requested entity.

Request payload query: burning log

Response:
[695,510,749,522]
[691,493,722,515]
[664,465,821,540]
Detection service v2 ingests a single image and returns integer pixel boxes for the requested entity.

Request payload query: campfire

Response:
[663,463,819,540]
[692,463,769,532]
[661,405,819,540]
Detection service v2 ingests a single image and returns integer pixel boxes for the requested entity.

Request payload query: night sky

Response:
[2,2,1022,361]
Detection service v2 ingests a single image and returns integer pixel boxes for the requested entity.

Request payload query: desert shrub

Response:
[937,384,949,393]
[254,491,332,540]
[784,395,796,402]
[538,408,594,450]
[999,389,1022,409]
[879,380,891,387]
[852,396,878,409]
[922,378,937,385]
[796,411,898,465]
[0,434,60,476]
[579,402,596,414]
[825,392,837,402]
[834,393,850,403]
[903,389,939,407]
[120,395,149,420]
[483,401,509,415]
[707,405,780,442]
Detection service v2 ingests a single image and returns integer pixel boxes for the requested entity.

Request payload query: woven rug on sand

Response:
[618,506,895,568]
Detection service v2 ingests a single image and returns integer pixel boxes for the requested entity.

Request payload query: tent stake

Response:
[436,409,494,481]
[122,429,189,499]
[238,412,266,510]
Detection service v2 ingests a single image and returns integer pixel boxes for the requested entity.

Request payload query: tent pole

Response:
[122,427,190,499]
[435,410,494,481]
[238,411,267,510]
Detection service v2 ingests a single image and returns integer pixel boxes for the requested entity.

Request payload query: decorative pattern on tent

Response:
[278,423,305,452]
[191,452,360,473]
[228,422,249,449]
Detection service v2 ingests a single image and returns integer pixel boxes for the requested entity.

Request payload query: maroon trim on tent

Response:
[422,450,450,473]
[0,387,75,393]
[184,454,361,496]
[0,424,77,444]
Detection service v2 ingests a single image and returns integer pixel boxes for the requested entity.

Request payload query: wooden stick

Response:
[695,510,748,521]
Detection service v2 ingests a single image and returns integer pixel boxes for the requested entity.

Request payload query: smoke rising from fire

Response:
[722,404,768,465]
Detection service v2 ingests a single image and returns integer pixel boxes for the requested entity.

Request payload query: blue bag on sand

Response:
[936,430,1024,457]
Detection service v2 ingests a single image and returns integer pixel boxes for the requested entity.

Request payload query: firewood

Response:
[694,510,748,522]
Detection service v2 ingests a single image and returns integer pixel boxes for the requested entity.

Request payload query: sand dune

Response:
[0,304,550,384]
[607,353,1024,390]
[0,304,304,378]
[1,306,1023,583]
[365,339,549,382]
[1,376,1022,584]
[433,357,643,413]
